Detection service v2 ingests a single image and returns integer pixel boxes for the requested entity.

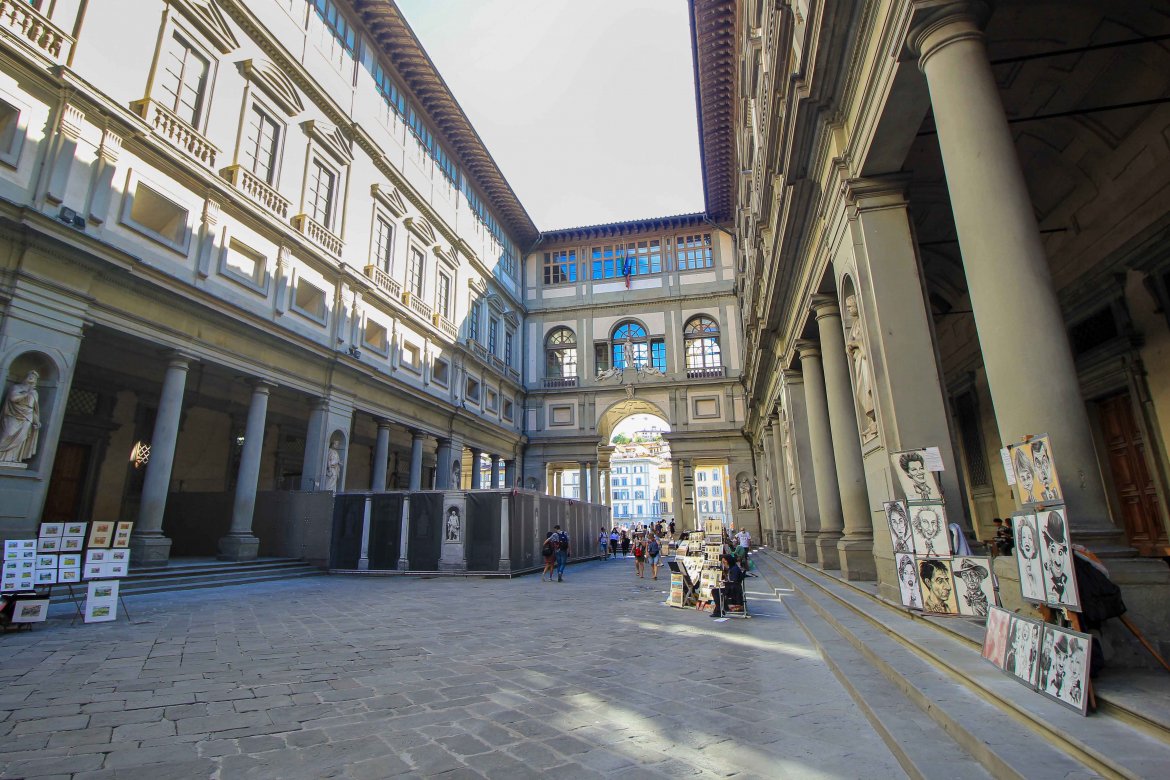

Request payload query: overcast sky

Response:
[395,0,705,231]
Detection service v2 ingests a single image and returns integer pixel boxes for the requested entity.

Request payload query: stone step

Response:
[48,558,325,603]
[778,581,993,779]
[755,551,1170,779]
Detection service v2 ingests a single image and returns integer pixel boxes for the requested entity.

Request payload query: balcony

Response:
[401,290,432,320]
[543,376,578,389]
[222,165,291,220]
[686,365,726,380]
[363,264,401,299]
[491,355,507,374]
[0,0,73,64]
[291,213,343,257]
[432,312,458,340]
[468,339,488,359]
[131,99,219,170]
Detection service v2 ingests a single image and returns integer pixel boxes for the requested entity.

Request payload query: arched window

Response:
[544,327,577,378]
[612,321,647,369]
[684,316,722,373]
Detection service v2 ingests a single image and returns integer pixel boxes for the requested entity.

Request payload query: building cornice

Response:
[689,0,739,223]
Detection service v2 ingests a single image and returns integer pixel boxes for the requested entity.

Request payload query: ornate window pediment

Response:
[169,0,239,54]
[239,59,304,116]
[300,119,352,165]
[371,183,407,218]
[404,216,436,245]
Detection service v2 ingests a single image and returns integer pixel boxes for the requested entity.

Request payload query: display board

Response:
[981,605,1090,715]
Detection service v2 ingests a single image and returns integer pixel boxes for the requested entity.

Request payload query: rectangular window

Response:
[543,250,577,285]
[368,59,406,121]
[465,377,481,402]
[157,32,210,128]
[0,100,23,167]
[651,338,666,372]
[127,181,189,247]
[432,358,450,386]
[293,278,327,321]
[488,317,499,355]
[222,238,266,288]
[504,329,514,366]
[402,342,421,371]
[594,342,610,374]
[623,239,663,276]
[363,319,388,354]
[677,233,713,270]
[306,158,336,227]
[591,245,620,280]
[242,105,280,184]
[468,297,482,342]
[312,0,357,69]
[485,389,498,413]
[373,216,394,272]
[502,398,514,421]
[435,271,452,319]
[406,246,424,297]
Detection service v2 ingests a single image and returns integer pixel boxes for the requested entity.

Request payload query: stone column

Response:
[782,370,821,562]
[408,430,425,490]
[371,419,391,492]
[589,462,601,506]
[910,10,1113,537]
[813,297,876,580]
[504,459,516,488]
[435,438,452,489]
[490,456,502,489]
[300,398,328,491]
[499,493,512,571]
[795,341,843,569]
[219,379,273,561]
[578,461,588,502]
[397,497,410,571]
[130,352,194,566]
[770,414,794,553]
[671,460,684,530]
[680,459,696,531]
[470,448,483,489]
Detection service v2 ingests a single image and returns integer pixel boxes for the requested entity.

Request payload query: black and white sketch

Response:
[1005,615,1042,687]
[884,501,913,554]
[918,558,958,614]
[444,506,461,542]
[1013,513,1046,603]
[895,553,921,609]
[1039,509,1079,611]
[952,557,995,618]
[1038,624,1091,715]
[1029,436,1062,503]
[909,503,950,557]
[892,450,941,501]
[1011,444,1037,504]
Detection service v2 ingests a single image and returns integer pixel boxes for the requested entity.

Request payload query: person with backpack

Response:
[553,525,569,582]
[540,531,556,582]
[598,527,610,559]
[633,536,647,578]
[647,534,662,580]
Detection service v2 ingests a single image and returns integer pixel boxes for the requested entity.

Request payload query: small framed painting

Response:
[36,555,57,569]
[12,599,49,623]
[88,522,114,548]
[58,568,81,583]
[36,537,60,553]
[85,550,108,564]
[61,536,85,552]
[38,523,64,538]
[84,564,104,580]
[109,550,130,563]
[106,562,128,578]
[34,568,57,585]
[981,607,1012,669]
[59,553,82,568]
[63,522,87,537]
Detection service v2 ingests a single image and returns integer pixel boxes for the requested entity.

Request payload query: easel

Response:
[65,582,134,625]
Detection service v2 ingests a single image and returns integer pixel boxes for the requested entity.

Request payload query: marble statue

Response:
[0,370,41,463]
[445,507,461,542]
[737,477,753,509]
[844,295,878,437]
[324,440,342,491]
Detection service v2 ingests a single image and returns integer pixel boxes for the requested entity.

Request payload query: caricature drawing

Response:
[885,501,913,554]
[1031,438,1061,502]
[953,558,992,617]
[1013,446,1036,504]
[1014,514,1046,603]
[910,506,949,557]
[896,451,940,501]
[1040,510,1078,609]
[919,558,955,614]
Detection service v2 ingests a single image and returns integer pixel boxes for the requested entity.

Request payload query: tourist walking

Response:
[633,536,646,577]
[553,525,569,582]
[598,527,610,559]
[541,531,556,581]
[620,530,631,558]
[609,528,619,558]
[647,534,662,580]
[669,519,676,539]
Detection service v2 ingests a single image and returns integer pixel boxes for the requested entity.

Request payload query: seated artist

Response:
[711,554,745,618]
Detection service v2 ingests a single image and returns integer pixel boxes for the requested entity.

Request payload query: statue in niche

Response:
[737,477,754,509]
[844,295,878,439]
[0,370,41,464]
[445,506,461,542]
[324,440,342,492]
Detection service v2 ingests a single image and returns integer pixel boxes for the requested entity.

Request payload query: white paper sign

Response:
[922,447,945,472]
[1000,447,1016,486]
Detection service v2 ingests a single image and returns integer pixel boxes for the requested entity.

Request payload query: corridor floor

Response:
[0,556,906,779]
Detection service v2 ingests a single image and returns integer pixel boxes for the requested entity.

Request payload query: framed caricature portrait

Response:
[884,501,914,554]
[891,449,942,501]
[952,557,995,618]
[1005,614,1043,688]
[908,503,951,557]
[1037,624,1091,715]
[1013,513,1046,603]
[982,606,1011,668]
[1037,509,1080,611]
[918,558,959,615]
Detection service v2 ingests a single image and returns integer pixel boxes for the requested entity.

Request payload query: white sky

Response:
[395,0,705,231]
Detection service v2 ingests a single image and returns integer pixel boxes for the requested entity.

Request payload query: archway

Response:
[605,409,673,534]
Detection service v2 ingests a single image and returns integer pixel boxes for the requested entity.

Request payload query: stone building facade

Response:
[699,0,1170,656]
[0,0,531,563]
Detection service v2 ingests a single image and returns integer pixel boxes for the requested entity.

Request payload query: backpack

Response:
[543,537,556,556]
[648,540,660,556]
[634,542,645,557]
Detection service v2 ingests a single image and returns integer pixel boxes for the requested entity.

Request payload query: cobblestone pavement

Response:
[0,556,905,779]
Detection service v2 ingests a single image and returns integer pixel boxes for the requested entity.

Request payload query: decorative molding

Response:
[169,0,240,54]
[239,58,304,116]
[59,103,85,139]
[468,276,487,294]
[404,216,436,246]
[370,183,407,218]
[300,119,352,165]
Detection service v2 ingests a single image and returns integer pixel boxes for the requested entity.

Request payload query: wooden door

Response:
[1098,393,1169,556]
[43,442,90,522]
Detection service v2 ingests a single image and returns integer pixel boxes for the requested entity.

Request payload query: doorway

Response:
[43,442,91,522]
[1097,392,1168,556]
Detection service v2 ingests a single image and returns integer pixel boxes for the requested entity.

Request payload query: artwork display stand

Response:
[1037,604,1096,712]
[63,584,133,626]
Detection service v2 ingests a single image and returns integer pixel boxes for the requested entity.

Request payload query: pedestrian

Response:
[609,528,619,558]
[554,524,569,582]
[620,530,631,558]
[735,527,751,551]
[647,534,662,580]
[598,526,610,559]
[669,518,676,538]
[633,536,646,577]
[540,531,556,582]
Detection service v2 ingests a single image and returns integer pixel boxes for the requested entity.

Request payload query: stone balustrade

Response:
[131,99,219,170]
[222,164,291,220]
[363,264,402,298]
[0,0,73,63]
[291,213,343,257]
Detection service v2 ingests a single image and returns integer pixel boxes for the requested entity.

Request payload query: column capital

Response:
[842,175,913,212]
[905,1,990,69]
[245,378,277,393]
[782,367,804,384]
[794,340,821,360]
[409,428,427,440]
[810,294,840,320]
[375,418,393,430]
[161,350,198,370]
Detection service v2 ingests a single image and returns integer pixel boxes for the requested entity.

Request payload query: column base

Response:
[438,560,466,572]
[397,557,409,572]
[815,533,842,570]
[128,533,172,568]
[837,537,876,581]
[780,532,796,554]
[498,558,511,572]
[795,537,819,563]
[217,534,260,562]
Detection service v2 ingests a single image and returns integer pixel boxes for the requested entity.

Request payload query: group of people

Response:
[598,526,667,579]
[540,525,570,582]
[992,517,1015,555]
